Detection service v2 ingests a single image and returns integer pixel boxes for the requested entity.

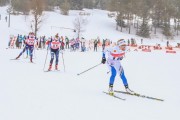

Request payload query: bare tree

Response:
[73,16,87,38]
[29,0,45,36]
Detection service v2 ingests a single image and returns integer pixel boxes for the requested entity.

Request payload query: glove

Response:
[101,57,106,64]
[119,57,123,60]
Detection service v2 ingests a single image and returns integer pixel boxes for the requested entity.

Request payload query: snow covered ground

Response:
[0,6,180,120]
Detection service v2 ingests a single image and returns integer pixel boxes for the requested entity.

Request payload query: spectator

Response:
[167,41,169,47]
[5,16,7,22]
[60,36,65,50]
[18,35,24,49]
[141,39,143,44]
[94,39,98,52]
[65,36,69,49]
[42,36,46,49]
[102,39,106,50]
[127,39,130,46]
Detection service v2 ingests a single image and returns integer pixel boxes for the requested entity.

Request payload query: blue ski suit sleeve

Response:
[102,52,105,58]
[102,48,107,58]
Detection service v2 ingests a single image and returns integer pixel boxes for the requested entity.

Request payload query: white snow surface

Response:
[0,6,180,120]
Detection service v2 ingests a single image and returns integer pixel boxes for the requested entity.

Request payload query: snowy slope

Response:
[0,6,180,120]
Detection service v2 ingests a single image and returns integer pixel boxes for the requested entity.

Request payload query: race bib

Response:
[27,39,35,45]
[51,41,61,49]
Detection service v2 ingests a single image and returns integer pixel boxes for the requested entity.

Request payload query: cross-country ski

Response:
[114,90,164,102]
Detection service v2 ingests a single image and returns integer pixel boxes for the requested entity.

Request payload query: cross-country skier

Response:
[101,39,134,95]
[47,33,61,71]
[15,32,37,62]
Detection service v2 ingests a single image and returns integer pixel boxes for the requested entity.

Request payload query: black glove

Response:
[101,57,106,64]
[119,57,123,60]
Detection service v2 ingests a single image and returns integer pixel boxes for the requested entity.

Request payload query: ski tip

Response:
[156,99,164,102]
[10,58,19,60]
[29,62,35,64]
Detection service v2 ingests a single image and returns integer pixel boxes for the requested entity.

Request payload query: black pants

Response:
[50,49,60,65]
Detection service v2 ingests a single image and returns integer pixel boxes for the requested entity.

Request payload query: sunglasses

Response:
[120,44,126,47]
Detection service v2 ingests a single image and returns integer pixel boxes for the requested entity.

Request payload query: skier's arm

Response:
[24,37,28,45]
[46,38,52,50]
[101,48,109,64]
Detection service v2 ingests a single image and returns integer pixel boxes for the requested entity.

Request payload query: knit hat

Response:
[117,39,126,46]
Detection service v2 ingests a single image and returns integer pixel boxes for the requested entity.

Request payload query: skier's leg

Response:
[108,66,116,95]
[48,50,55,71]
[16,46,26,59]
[120,68,128,86]
[55,50,59,70]
[26,46,29,58]
[29,46,34,62]
[109,66,117,85]
[120,68,134,94]
[50,51,55,65]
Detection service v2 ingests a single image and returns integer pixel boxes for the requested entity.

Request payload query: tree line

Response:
[1,0,180,39]
[0,0,108,12]
[109,0,180,39]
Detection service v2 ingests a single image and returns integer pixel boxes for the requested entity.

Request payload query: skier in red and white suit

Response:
[15,32,37,62]
[47,34,61,71]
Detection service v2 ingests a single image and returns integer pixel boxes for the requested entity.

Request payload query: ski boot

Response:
[55,64,58,70]
[108,84,114,96]
[48,64,52,71]
[30,57,33,63]
[125,85,135,95]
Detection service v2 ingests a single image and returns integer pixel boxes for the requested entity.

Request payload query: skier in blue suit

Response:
[101,39,134,95]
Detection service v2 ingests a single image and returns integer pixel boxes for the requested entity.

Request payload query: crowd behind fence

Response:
[7,34,180,52]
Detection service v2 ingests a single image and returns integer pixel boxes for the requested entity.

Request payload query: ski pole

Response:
[61,51,65,72]
[33,48,36,59]
[43,48,49,71]
[22,45,26,58]
[77,63,102,76]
